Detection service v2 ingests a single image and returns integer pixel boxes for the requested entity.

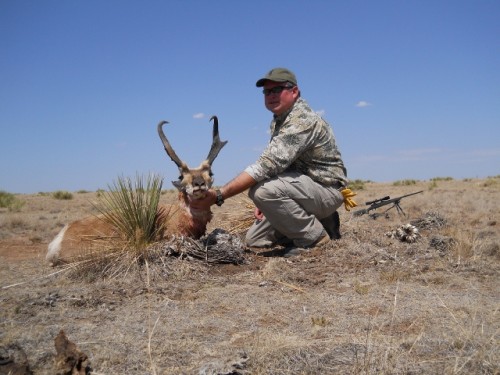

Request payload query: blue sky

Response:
[1,0,499,194]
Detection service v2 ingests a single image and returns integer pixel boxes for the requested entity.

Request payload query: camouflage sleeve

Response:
[245,102,320,181]
[245,98,348,186]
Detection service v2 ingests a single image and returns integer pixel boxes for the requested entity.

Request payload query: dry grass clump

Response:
[150,230,247,265]
[69,230,247,281]
[411,211,447,229]
[216,194,255,235]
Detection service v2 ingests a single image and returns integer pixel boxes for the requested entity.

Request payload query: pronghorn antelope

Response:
[46,116,227,265]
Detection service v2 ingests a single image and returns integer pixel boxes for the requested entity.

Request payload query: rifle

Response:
[353,190,423,219]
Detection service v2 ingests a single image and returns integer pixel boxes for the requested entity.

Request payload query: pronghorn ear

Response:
[172,180,184,191]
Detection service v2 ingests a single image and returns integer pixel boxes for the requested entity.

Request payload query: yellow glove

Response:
[341,188,358,211]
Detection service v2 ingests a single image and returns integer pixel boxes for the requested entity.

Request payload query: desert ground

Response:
[0,178,499,374]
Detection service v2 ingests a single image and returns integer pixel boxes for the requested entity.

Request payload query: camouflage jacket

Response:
[245,98,347,187]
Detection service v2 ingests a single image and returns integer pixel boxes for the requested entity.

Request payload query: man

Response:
[191,67,348,257]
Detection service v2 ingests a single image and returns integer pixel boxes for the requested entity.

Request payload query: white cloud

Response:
[193,113,205,119]
[316,109,326,116]
[356,101,372,108]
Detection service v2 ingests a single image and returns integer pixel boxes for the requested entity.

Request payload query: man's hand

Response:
[188,171,257,212]
[189,189,217,211]
[254,207,264,221]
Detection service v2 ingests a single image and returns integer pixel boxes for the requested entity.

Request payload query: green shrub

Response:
[95,173,166,249]
[348,179,368,191]
[52,190,73,200]
[0,191,25,211]
[393,179,417,186]
[0,191,16,208]
[431,177,454,182]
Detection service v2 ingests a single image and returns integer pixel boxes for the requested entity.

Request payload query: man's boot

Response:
[320,211,341,240]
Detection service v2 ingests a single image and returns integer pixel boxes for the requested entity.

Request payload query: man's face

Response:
[263,81,299,116]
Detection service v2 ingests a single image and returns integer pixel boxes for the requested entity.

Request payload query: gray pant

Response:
[245,172,344,248]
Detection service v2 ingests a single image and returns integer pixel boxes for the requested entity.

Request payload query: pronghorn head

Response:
[157,116,227,199]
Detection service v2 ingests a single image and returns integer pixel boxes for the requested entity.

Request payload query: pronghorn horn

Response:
[157,120,184,168]
[206,115,228,165]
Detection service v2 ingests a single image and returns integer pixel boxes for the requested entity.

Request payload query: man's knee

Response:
[248,180,278,205]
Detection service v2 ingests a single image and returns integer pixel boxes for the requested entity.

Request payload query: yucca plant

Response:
[95,173,167,250]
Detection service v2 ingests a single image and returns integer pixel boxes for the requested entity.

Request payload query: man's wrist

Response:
[214,188,224,206]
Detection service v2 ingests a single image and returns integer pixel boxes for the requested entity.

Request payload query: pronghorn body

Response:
[46,117,227,265]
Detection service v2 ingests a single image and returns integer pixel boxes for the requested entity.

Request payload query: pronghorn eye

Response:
[209,172,214,177]
[178,176,183,180]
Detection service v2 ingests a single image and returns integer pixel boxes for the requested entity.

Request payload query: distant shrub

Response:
[0,191,25,212]
[0,191,16,207]
[348,179,368,190]
[428,180,438,190]
[482,178,499,188]
[77,190,90,194]
[393,179,417,186]
[431,177,454,182]
[52,190,73,200]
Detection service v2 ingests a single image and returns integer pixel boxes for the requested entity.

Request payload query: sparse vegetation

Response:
[482,178,499,188]
[429,179,438,190]
[348,179,369,190]
[52,190,73,200]
[0,178,498,374]
[393,179,417,186]
[0,190,25,212]
[431,176,454,181]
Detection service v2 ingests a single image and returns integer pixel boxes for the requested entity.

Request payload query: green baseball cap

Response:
[255,67,297,87]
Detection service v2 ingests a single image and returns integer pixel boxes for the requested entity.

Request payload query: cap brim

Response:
[255,78,288,87]
[256,78,267,87]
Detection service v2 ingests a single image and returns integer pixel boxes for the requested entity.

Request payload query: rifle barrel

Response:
[393,190,423,200]
[365,196,390,205]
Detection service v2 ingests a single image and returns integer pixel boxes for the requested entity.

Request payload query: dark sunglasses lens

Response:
[263,86,287,95]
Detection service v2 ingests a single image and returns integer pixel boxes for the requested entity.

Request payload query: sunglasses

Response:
[262,86,294,96]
